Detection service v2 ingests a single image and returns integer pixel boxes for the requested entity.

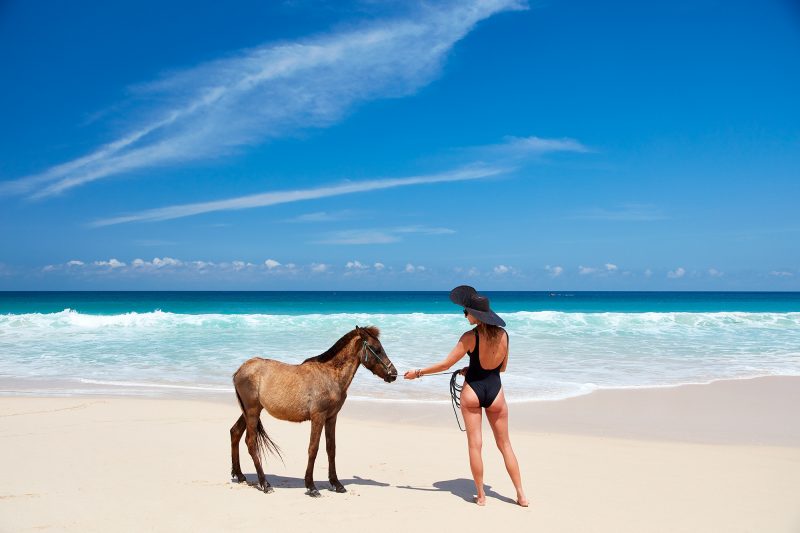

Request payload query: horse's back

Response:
[233,357,316,422]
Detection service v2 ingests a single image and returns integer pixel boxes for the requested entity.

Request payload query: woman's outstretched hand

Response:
[403,370,418,380]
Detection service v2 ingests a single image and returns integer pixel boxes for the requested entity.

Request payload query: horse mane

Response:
[302,326,380,364]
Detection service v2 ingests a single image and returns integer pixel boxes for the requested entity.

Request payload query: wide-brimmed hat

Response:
[449,285,506,327]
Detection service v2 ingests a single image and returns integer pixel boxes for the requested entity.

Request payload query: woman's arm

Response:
[403,331,472,379]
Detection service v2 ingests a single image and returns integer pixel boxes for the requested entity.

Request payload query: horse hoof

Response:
[306,489,321,498]
[263,485,274,494]
[330,485,347,493]
[232,476,246,483]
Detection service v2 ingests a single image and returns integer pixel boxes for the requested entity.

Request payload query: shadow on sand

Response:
[398,477,516,504]
[237,473,389,491]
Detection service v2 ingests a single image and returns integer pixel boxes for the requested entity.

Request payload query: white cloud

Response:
[545,265,563,277]
[605,263,618,272]
[264,259,281,269]
[667,267,686,279]
[94,258,126,268]
[42,265,57,272]
[152,257,182,268]
[66,260,84,267]
[493,264,511,274]
[374,262,385,271]
[232,261,256,271]
[310,263,329,273]
[578,265,596,275]
[192,260,214,270]
[346,260,369,270]
[91,166,505,226]
[770,270,794,278]
[708,268,723,278]
[644,268,653,278]
[405,263,426,273]
[7,1,525,199]
[129,257,183,269]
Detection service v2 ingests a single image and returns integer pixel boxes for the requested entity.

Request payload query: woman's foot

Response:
[474,494,486,506]
[516,490,529,507]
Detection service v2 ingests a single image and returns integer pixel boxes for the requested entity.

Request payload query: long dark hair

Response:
[476,322,505,342]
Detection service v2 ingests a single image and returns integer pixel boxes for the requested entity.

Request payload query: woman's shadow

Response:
[398,478,516,504]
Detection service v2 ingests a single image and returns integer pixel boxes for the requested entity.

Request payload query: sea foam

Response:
[1,309,799,401]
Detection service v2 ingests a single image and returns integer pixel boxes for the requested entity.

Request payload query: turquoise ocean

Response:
[1,291,799,402]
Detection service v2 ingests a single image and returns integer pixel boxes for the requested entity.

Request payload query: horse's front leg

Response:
[305,415,325,497]
[325,414,346,493]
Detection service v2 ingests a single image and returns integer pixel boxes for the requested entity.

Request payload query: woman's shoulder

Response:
[459,329,477,349]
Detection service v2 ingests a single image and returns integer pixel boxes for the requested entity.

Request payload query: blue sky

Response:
[1,0,798,290]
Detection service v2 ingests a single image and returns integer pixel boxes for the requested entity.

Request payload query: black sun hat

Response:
[449,285,506,327]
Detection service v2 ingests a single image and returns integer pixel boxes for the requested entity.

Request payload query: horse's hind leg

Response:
[304,414,325,497]
[230,415,247,483]
[244,407,272,493]
[325,414,346,493]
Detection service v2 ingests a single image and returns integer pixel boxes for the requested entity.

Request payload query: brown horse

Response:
[230,325,397,496]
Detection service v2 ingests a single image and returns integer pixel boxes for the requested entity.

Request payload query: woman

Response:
[404,285,529,507]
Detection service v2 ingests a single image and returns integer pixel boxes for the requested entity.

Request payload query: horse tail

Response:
[256,418,284,464]
[233,372,283,464]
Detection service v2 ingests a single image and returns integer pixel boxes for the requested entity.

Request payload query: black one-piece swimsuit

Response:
[464,327,508,408]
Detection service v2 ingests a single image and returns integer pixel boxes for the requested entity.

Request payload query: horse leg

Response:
[325,415,346,493]
[304,414,325,497]
[244,407,273,493]
[230,414,247,482]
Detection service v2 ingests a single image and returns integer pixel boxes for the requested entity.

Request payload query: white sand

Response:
[1,376,799,532]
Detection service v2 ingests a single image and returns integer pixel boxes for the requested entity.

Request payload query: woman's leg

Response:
[460,384,486,505]
[486,389,529,506]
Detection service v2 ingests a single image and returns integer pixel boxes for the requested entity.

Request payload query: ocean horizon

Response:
[2,291,799,403]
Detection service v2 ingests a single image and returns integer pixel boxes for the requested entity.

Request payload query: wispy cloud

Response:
[475,135,590,160]
[4,0,525,199]
[283,210,359,223]
[315,224,456,245]
[90,166,502,226]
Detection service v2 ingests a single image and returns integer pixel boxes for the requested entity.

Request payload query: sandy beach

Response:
[1,376,798,533]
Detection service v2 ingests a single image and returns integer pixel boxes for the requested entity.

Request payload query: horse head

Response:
[355,325,397,383]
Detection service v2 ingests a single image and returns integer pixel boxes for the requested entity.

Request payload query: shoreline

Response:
[1,371,797,401]
[2,375,798,446]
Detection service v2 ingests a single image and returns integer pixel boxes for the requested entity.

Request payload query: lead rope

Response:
[449,370,466,432]
[421,369,467,432]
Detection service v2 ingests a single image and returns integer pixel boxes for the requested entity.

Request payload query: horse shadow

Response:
[398,477,517,504]
[237,473,389,491]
